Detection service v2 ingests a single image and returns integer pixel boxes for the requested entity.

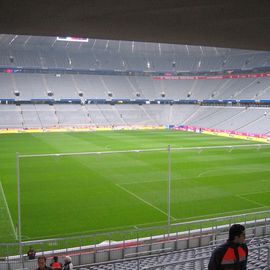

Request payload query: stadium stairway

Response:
[235,113,268,132]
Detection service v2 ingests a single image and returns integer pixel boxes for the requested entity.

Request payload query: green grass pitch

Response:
[0,129,270,243]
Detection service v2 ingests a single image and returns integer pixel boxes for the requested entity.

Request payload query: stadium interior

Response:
[1,1,270,270]
[0,33,270,270]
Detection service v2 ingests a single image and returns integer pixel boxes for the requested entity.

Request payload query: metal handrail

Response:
[1,211,270,270]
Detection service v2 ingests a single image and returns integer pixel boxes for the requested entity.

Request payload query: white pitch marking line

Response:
[115,183,177,220]
[197,170,215,178]
[0,181,17,239]
[235,194,266,207]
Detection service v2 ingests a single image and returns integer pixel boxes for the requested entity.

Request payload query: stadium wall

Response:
[0,125,166,134]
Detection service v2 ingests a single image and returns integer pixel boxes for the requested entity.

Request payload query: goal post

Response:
[16,143,270,249]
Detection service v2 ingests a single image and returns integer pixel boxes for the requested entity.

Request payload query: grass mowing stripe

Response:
[172,206,269,223]
[115,183,177,220]
[25,206,270,241]
[22,219,170,240]
[0,181,17,239]
[241,190,270,196]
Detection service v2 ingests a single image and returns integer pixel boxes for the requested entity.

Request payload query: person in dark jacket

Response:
[36,255,52,270]
[208,224,248,270]
[27,246,36,260]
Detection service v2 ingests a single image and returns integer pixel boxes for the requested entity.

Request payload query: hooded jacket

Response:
[208,241,248,270]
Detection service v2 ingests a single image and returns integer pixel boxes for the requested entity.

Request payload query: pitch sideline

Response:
[0,181,17,239]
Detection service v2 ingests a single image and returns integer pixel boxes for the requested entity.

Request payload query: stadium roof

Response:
[0,0,270,51]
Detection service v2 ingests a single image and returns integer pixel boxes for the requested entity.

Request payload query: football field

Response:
[0,129,270,243]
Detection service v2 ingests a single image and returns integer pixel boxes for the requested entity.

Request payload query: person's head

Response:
[37,255,47,269]
[53,256,58,262]
[64,256,72,264]
[228,224,246,244]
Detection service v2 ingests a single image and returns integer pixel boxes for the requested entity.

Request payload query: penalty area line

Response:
[115,183,177,221]
[235,194,266,207]
[0,181,17,239]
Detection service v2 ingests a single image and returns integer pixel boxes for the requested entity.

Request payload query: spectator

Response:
[208,224,248,270]
[62,256,73,270]
[36,255,51,270]
[27,246,36,260]
[50,256,62,270]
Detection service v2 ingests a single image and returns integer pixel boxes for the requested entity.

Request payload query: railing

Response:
[1,210,270,256]
[0,210,270,270]
[0,210,268,255]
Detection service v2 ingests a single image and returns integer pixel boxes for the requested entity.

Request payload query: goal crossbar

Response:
[18,143,270,158]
